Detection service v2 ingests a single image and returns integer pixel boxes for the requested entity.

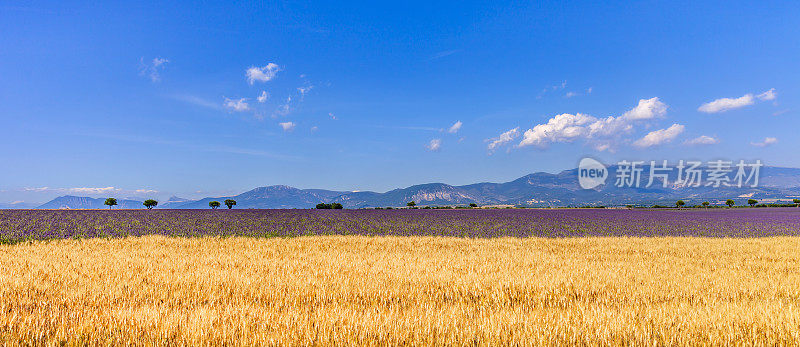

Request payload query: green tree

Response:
[332,202,343,209]
[143,199,158,209]
[224,199,237,209]
[793,199,800,207]
[726,199,735,208]
[104,198,117,209]
[406,201,416,207]
[702,201,710,208]
[316,203,331,209]
[469,203,478,208]
[748,199,758,207]
[209,201,221,209]
[676,200,685,208]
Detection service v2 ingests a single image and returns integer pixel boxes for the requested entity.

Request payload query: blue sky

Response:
[1,1,798,203]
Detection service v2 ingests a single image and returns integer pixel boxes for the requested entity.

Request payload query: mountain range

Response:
[20,166,800,209]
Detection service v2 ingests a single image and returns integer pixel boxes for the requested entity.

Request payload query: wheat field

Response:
[1,235,799,345]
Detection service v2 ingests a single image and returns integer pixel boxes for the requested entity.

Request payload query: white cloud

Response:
[621,97,668,120]
[510,97,669,151]
[171,94,221,110]
[757,88,777,101]
[68,187,119,194]
[427,138,442,151]
[139,57,169,82]
[224,97,250,112]
[273,96,292,117]
[448,121,462,134]
[699,89,777,113]
[564,86,595,99]
[773,109,789,116]
[246,63,281,84]
[297,86,314,99]
[487,127,519,151]
[279,121,296,132]
[698,94,755,113]
[751,137,778,147]
[586,115,633,137]
[633,124,685,148]
[429,49,461,60]
[523,97,666,146]
[684,135,719,146]
[257,91,269,103]
[518,113,595,147]
[310,126,318,132]
[23,187,51,192]
[23,186,138,195]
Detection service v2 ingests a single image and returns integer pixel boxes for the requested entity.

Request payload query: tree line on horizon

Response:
[99,197,800,210]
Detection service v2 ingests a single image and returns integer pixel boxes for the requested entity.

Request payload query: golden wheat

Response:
[0,236,798,345]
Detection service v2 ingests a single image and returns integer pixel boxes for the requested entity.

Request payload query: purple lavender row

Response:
[1,209,799,244]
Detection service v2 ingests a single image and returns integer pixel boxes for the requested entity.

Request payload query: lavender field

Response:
[2,208,799,244]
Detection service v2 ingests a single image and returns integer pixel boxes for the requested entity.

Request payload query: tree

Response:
[702,201,710,208]
[143,199,158,210]
[726,199,735,208]
[407,201,416,207]
[104,198,117,209]
[316,203,342,209]
[676,200,685,208]
[209,201,221,209]
[794,199,800,207]
[224,199,237,209]
[748,199,758,207]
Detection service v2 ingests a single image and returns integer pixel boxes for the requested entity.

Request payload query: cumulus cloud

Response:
[757,88,777,101]
[139,57,169,82]
[684,135,719,146]
[257,91,269,103]
[224,97,250,112]
[448,121,462,134]
[698,89,776,113]
[486,127,519,151]
[246,63,281,84]
[518,113,595,147]
[751,137,778,147]
[279,122,296,132]
[698,94,755,113]
[427,139,442,151]
[632,124,685,148]
[621,97,668,120]
[515,97,668,151]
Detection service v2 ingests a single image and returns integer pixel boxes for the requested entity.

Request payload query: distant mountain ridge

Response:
[37,196,145,209]
[26,166,800,209]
